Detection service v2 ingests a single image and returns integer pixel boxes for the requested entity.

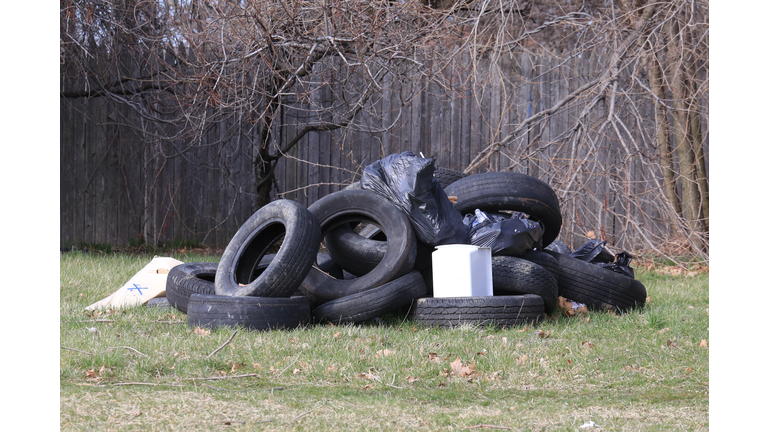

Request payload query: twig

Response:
[467,425,515,430]
[187,373,261,381]
[113,382,183,387]
[108,346,149,357]
[81,319,115,323]
[202,383,245,392]
[386,374,404,389]
[291,409,314,422]
[61,346,93,355]
[272,356,300,378]
[207,330,238,358]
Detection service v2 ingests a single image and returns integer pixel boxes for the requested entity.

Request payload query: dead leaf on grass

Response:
[406,376,419,384]
[333,332,341,339]
[193,327,210,336]
[534,330,551,339]
[362,384,374,390]
[700,339,708,348]
[427,353,441,363]
[581,341,594,349]
[666,339,678,349]
[515,354,528,365]
[375,349,395,358]
[449,357,478,377]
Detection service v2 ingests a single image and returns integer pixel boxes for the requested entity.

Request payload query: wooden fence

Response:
[60,48,707,251]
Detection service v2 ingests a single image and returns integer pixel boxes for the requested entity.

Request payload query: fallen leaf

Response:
[407,376,419,383]
[449,357,477,377]
[292,368,301,374]
[193,327,210,336]
[427,353,441,363]
[333,332,341,339]
[685,367,693,373]
[252,363,263,370]
[666,339,678,349]
[362,384,374,390]
[699,339,708,348]
[657,327,671,334]
[535,330,551,339]
[581,341,594,349]
[516,354,528,365]
[376,349,395,358]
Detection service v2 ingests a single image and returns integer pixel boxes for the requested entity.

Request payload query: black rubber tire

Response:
[215,199,322,298]
[312,271,427,325]
[545,239,572,254]
[407,295,545,328]
[301,189,417,304]
[325,225,433,277]
[433,166,468,189]
[518,250,561,287]
[146,297,172,309]
[544,251,647,312]
[491,256,558,314]
[443,172,562,247]
[187,294,311,331]
[166,262,219,313]
[324,223,389,277]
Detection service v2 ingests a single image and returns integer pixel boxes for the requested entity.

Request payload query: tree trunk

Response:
[255,96,278,209]
[648,52,683,224]
[683,28,709,228]
[666,17,704,252]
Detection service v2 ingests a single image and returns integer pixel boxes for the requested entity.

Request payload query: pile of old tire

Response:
[163,167,462,330]
[444,171,647,314]
[319,170,560,328]
[164,164,646,331]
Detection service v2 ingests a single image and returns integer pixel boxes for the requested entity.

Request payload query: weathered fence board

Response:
[60,49,707,250]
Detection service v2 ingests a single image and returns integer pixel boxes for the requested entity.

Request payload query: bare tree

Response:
[61,0,708,262]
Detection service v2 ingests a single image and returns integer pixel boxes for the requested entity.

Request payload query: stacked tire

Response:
[163,162,646,332]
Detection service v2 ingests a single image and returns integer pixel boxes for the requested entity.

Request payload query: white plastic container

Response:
[431,244,493,298]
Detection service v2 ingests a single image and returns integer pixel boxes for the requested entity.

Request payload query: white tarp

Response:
[85,256,184,310]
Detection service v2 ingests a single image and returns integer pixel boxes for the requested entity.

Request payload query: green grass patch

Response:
[61,253,708,431]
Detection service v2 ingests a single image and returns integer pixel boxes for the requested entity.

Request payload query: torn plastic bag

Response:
[597,251,635,279]
[569,239,615,263]
[361,151,469,246]
[462,209,543,256]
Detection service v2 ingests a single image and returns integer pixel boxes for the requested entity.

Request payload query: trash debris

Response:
[570,239,614,263]
[579,420,599,429]
[596,251,635,279]
[557,297,588,316]
[463,209,543,256]
[86,256,184,310]
[361,151,469,246]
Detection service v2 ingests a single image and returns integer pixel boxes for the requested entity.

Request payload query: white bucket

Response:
[431,244,493,298]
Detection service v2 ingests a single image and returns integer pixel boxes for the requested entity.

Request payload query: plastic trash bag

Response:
[569,239,615,263]
[361,151,470,246]
[597,251,635,279]
[462,209,543,256]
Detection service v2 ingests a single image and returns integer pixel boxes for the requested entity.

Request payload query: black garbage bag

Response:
[462,209,543,256]
[597,251,635,279]
[569,239,615,263]
[361,152,470,246]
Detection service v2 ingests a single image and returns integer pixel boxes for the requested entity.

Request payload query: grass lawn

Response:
[60,251,708,431]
